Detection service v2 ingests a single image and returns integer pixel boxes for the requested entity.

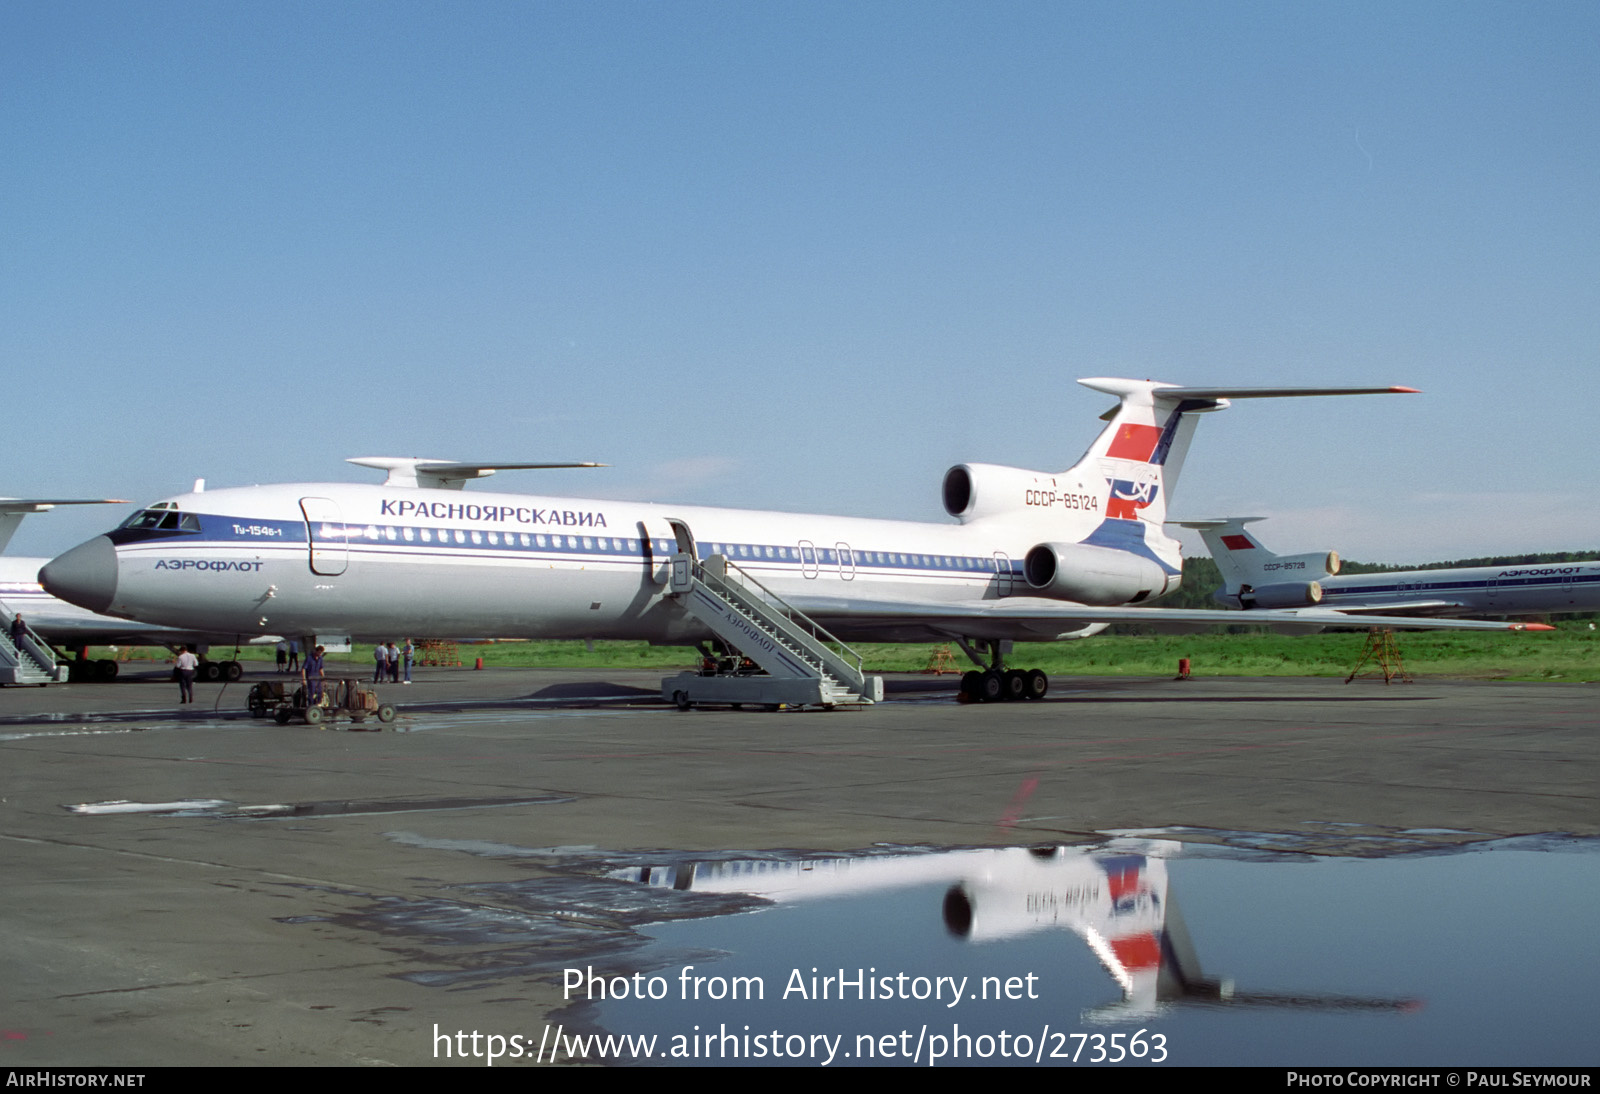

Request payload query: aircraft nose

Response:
[40,536,119,615]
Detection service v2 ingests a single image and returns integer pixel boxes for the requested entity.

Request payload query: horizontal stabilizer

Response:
[1147,384,1419,400]
[1169,517,1268,529]
[347,458,606,490]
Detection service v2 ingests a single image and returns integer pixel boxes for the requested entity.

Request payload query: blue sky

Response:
[4,1,1597,563]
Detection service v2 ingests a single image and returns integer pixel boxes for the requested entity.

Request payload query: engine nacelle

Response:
[1023,542,1175,606]
[1239,581,1323,609]
[942,463,1054,524]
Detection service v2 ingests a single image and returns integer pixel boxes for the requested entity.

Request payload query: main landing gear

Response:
[955,639,1049,703]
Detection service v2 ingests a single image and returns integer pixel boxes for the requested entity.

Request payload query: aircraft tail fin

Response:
[1072,380,1418,528]
[1173,517,1340,608]
[1073,380,1225,528]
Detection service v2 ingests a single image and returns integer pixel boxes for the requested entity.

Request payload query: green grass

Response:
[84,623,1600,682]
[911,627,1600,681]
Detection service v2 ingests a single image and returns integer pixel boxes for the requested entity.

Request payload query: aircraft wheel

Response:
[304,705,325,725]
[223,661,243,682]
[274,708,291,725]
[1024,669,1048,700]
[977,670,1005,703]
[960,670,981,699]
[673,690,692,711]
[96,659,119,681]
[376,704,396,723]
[1002,669,1027,701]
[764,704,781,712]
[201,661,222,683]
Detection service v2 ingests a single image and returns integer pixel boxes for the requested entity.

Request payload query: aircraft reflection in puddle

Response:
[611,841,1417,1021]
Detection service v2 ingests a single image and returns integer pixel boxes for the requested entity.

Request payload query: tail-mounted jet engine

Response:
[1023,542,1176,606]
[1236,581,1324,609]
[942,463,1056,524]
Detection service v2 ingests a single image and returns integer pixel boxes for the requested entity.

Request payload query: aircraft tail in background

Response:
[1174,517,1340,610]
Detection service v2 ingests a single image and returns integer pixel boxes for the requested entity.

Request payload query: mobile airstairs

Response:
[0,615,67,685]
[660,553,884,711]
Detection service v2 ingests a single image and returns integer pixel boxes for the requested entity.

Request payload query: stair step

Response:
[676,558,874,703]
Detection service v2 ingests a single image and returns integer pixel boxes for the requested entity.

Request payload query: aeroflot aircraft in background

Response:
[1182,517,1600,619]
[39,379,1547,702]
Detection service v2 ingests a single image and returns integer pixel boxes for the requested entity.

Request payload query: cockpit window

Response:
[120,508,199,532]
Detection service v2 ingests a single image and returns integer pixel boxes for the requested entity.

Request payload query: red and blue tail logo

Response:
[1106,478,1159,521]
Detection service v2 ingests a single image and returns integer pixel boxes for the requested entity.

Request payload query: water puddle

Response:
[560,837,1600,1066]
[65,793,573,818]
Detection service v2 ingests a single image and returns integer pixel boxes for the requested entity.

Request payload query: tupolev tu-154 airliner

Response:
[1180,516,1600,619]
[39,378,1548,704]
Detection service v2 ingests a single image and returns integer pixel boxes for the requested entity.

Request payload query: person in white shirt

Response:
[175,646,199,705]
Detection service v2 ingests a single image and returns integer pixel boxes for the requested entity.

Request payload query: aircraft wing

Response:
[0,498,129,553]
[785,594,1551,643]
[0,498,129,511]
[1311,600,1467,616]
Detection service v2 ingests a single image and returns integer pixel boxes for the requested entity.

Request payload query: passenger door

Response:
[299,497,348,576]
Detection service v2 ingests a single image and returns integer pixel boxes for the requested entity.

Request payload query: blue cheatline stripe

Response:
[1324,571,1600,601]
[125,518,1035,580]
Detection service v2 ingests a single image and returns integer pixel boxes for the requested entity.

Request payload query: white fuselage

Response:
[1315,562,1600,616]
[76,482,1160,644]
